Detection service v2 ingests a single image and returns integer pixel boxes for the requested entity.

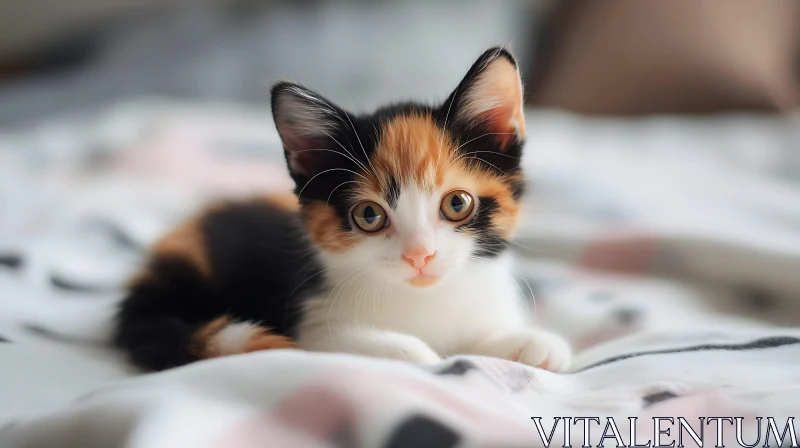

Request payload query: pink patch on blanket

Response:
[209,386,355,448]
[579,229,659,275]
[317,365,541,444]
[209,414,332,448]
[271,385,357,440]
[111,122,294,196]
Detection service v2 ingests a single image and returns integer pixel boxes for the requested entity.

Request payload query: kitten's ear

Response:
[271,82,346,178]
[444,47,526,151]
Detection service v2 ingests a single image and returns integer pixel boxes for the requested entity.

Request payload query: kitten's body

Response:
[114,47,571,371]
[299,252,524,360]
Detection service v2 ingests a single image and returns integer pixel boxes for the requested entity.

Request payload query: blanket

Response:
[1,101,799,447]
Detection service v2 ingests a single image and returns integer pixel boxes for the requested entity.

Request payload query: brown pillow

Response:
[526,0,800,115]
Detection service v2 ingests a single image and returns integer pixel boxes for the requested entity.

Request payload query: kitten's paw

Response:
[483,329,572,372]
[379,335,442,364]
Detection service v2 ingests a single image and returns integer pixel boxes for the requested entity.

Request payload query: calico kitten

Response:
[114,47,572,372]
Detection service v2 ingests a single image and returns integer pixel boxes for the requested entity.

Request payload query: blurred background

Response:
[3,0,798,127]
[2,0,800,414]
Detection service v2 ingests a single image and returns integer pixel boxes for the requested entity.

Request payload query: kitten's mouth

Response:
[407,272,439,288]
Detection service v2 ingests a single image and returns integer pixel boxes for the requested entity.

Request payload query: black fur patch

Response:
[0,254,23,270]
[385,415,460,448]
[385,175,401,209]
[460,197,506,258]
[114,199,325,371]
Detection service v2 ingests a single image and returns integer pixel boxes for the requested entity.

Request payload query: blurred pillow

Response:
[526,0,800,114]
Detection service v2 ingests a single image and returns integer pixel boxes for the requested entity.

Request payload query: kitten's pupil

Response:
[451,195,464,212]
[364,206,376,224]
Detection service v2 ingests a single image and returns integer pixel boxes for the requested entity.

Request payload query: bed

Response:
[1,101,799,446]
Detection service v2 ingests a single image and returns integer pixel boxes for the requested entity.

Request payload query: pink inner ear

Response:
[479,105,518,151]
[282,129,321,175]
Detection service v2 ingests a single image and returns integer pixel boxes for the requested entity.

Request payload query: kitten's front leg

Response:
[468,328,572,372]
[298,325,441,364]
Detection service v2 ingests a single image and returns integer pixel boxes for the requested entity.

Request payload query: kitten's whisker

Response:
[456,132,515,151]
[295,91,372,176]
[513,270,535,317]
[314,128,370,173]
[343,94,379,178]
[297,147,367,172]
[291,264,340,296]
[326,180,363,208]
[438,83,460,168]
[460,150,520,160]
[467,156,505,174]
[298,168,369,199]
[325,267,367,337]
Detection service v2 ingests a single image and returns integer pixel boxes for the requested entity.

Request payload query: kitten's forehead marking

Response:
[370,114,452,199]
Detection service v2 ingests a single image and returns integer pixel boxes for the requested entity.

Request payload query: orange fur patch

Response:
[191,317,295,359]
[371,114,452,192]
[303,201,356,252]
[151,213,211,278]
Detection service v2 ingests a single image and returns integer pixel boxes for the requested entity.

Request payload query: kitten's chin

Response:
[406,274,440,288]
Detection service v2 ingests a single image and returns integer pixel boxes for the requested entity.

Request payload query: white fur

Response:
[213,322,261,355]
[295,184,572,371]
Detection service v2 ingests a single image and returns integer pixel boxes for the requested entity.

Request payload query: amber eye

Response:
[440,190,475,222]
[351,201,389,233]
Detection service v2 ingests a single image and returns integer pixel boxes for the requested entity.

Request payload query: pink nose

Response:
[401,249,436,269]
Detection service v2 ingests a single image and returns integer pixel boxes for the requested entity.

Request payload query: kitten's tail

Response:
[114,262,294,371]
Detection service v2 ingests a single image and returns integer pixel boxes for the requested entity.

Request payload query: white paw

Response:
[380,335,442,364]
[488,328,572,372]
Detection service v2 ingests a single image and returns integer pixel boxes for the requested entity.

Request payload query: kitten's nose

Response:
[401,248,436,269]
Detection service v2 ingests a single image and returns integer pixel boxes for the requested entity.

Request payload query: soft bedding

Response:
[0,102,799,446]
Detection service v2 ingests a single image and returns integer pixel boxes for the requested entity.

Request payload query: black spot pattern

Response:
[0,254,23,270]
[738,286,777,312]
[577,336,800,372]
[49,274,110,293]
[385,415,460,448]
[613,308,642,325]
[643,391,679,407]
[0,335,8,343]
[436,359,476,376]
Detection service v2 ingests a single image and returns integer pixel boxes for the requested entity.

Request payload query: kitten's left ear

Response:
[444,47,526,151]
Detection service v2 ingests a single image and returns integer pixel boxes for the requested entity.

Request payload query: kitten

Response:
[114,47,572,372]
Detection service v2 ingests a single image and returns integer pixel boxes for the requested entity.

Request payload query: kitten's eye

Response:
[440,190,475,222]
[351,201,389,233]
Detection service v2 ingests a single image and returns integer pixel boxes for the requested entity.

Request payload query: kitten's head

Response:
[272,47,526,289]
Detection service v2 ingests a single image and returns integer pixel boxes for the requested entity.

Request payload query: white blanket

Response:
[1,103,799,446]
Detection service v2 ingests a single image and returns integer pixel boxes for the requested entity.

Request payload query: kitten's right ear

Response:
[271,82,345,179]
